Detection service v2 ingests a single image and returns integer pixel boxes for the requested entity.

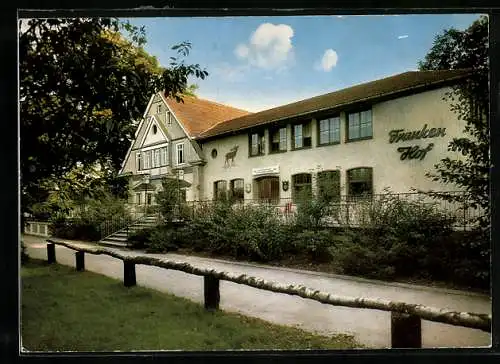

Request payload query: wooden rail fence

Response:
[45,239,491,348]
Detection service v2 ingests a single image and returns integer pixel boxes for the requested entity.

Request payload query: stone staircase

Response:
[98,215,159,249]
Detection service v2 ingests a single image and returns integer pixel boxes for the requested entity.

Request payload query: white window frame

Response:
[160,146,168,166]
[153,149,160,168]
[136,151,141,171]
[176,143,185,165]
[143,150,151,169]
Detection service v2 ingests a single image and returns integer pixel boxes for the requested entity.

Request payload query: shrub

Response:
[293,181,341,231]
[49,194,129,241]
[180,201,292,262]
[293,229,338,263]
[331,192,458,280]
[146,227,178,253]
[127,228,154,250]
[227,204,289,262]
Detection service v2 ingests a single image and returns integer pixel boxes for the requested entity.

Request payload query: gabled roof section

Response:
[163,95,252,138]
[197,69,473,140]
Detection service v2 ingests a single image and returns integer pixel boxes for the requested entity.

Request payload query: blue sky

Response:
[127,14,483,112]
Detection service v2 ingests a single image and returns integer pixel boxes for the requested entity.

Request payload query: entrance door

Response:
[255,176,280,204]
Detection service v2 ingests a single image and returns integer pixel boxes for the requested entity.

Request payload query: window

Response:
[152,124,158,134]
[270,127,287,153]
[166,111,172,125]
[160,146,168,166]
[348,109,372,141]
[143,150,151,169]
[347,167,373,198]
[136,151,142,170]
[318,117,340,145]
[153,149,160,168]
[147,193,153,205]
[249,131,265,156]
[292,173,312,202]
[211,149,218,159]
[230,179,245,203]
[214,180,227,201]
[254,177,280,203]
[292,122,312,149]
[136,193,141,205]
[176,143,185,165]
[317,170,341,202]
[156,104,162,114]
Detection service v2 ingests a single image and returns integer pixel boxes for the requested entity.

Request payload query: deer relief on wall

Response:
[224,145,239,168]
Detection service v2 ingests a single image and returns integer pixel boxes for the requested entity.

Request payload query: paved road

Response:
[23,235,491,349]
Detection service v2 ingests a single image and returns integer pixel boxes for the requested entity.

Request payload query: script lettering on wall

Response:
[389,124,446,144]
[388,124,446,161]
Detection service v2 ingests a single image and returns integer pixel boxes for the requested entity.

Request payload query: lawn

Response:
[21,259,361,351]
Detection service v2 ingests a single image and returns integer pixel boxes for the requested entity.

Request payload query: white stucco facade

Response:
[199,87,464,201]
[120,82,466,206]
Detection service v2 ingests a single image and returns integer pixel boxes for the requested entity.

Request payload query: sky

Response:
[61,14,474,112]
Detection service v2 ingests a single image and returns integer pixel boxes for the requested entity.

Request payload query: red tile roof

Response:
[164,95,252,138]
[197,69,472,140]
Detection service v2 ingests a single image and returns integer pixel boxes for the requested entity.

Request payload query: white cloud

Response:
[398,35,409,39]
[212,63,249,83]
[316,49,338,72]
[235,23,295,70]
[235,44,249,58]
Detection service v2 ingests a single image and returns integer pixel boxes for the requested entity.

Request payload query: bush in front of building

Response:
[292,229,340,263]
[226,204,291,262]
[49,195,130,241]
[127,227,154,250]
[331,193,456,278]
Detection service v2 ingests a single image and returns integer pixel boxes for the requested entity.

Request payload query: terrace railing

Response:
[181,191,481,230]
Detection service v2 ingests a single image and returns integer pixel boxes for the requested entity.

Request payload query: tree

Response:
[19,18,208,214]
[419,16,489,230]
[419,16,489,285]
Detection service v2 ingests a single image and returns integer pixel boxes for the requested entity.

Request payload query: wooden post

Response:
[391,312,422,348]
[123,260,136,287]
[204,275,220,311]
[75,251,85,271]
[47,243,56,264]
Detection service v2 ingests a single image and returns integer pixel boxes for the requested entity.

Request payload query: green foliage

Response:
[419,16,489,249]
[127,227,153,250]
[294,176,340,231]
[49,194,129,241]
[166,201,292,262]
[20,18,208,213]
[328,194,487,284]
[293,230,337,263]
[155,178,188,225]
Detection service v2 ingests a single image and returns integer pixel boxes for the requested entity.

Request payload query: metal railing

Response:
[178,191,481,230]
